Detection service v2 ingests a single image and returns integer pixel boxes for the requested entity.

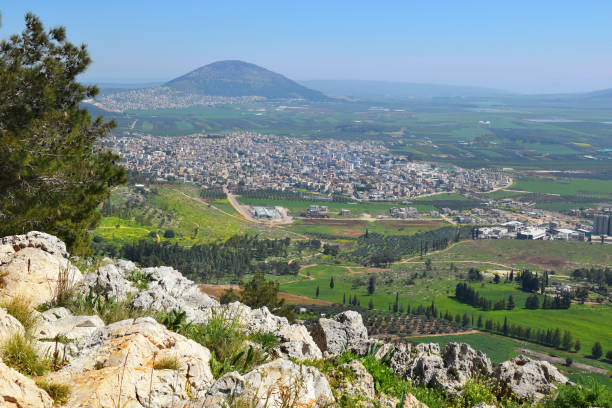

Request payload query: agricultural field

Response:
[236,196,435,217]
[429,239,612,276]
[93,184,290,246]
[289,218,449,241]
[510,176,612,198]
[279,238,612,357]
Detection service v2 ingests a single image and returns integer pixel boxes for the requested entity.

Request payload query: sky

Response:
[2,1,611,93]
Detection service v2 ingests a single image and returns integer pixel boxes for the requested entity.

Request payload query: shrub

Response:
[541,378,612,408]
[0,295,39,333]
[35,378,71,404]
[1,333,49,376]
[153,354,183,370]
[565,357,573,367]
[591,341,603,359]
[189,309,245,361]
[65,290,145,324]
[248,331,280,353]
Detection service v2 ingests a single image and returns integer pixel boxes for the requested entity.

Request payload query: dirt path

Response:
[517,348,608,374]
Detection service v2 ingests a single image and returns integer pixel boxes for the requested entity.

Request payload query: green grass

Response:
[237,197,434,217]
[94,184,290,246]
[1,333,49,376]
[510,177,612,198]
[35,379,71,404]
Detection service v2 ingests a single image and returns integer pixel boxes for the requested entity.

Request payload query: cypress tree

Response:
[329,276,334,289]
[315,286,320,298]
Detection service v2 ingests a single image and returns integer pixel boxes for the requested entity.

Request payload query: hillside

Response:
[166,60,329,100]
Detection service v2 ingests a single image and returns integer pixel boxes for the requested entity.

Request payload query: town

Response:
[103,131,511,199]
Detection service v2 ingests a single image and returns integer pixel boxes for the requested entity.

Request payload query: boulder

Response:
[79,262,137,301]
[332,360,375,401]
[390,342,491,395]
[205,359,334,408]
[0,232,81,307]
[274,324,322,360]
[53,317,214,407]
[494,355,569,400]
[0,357,54,407]
[0,307,24,342]
[310,310,369,357]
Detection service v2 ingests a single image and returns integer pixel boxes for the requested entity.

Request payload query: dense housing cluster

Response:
[104,131,510,199]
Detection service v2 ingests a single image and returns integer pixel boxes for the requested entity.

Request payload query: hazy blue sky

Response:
[2,1,611,93]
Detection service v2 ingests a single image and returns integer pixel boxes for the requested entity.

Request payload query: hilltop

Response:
[165,60,329,100]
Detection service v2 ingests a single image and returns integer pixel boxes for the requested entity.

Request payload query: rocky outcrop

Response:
[310,310,370,357]
[381,392,429,408]
[36,307,104,341]
[275,324,322,360]
[205,359,334,408]
[391,342,492,395]
[494,355,569,400]
[331,359,375,401]
[0,357,54,407]
[79,261,137,301]
[0,232,81,307]
[52,317,214,407]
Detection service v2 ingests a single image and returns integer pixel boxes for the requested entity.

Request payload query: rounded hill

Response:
[165,60,328,100]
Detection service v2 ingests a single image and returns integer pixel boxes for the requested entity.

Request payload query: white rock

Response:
[53,317,214,407]
[0,233,81,307]
[274,324,322,360]
[205,359,334,408]
[0,357,54,407]
[0,307,24,342]
[495,355,569,400]
[310,310,369,357]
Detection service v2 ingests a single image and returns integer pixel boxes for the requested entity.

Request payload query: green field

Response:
[429,239,612,275]
[510,176,612,198]
[236,196,435,217]
[94,184,290,246]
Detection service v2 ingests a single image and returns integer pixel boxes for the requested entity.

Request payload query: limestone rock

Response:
[494,355,569,400]
[36,307,104,342]
[0,307,24,342]
[0,357,54,407]
[332,360,375,401]
[205,359,334,408]
[0,232,81,307]
[274,324,322,360]
[471,403,497,408]
[79,262,137,301]
[53,317,214,407]
[310,310,369,357]
[390,342,491,395]
[377,393,428,408]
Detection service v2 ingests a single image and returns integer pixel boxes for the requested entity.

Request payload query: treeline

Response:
[199,188,226,200]
[100,235,295,282]
[572,267,612,286]
[456,282,570,310]
[352,226,473,265]
[480,316,578,351]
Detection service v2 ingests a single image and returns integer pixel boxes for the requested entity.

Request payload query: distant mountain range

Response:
[165,60,328,100]
[300,79,513,99]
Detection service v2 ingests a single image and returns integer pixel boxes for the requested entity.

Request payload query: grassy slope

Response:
[94,184,289,245]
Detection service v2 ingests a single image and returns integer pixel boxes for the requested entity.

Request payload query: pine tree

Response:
[562,330,573,351]
[0,13,126,254]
